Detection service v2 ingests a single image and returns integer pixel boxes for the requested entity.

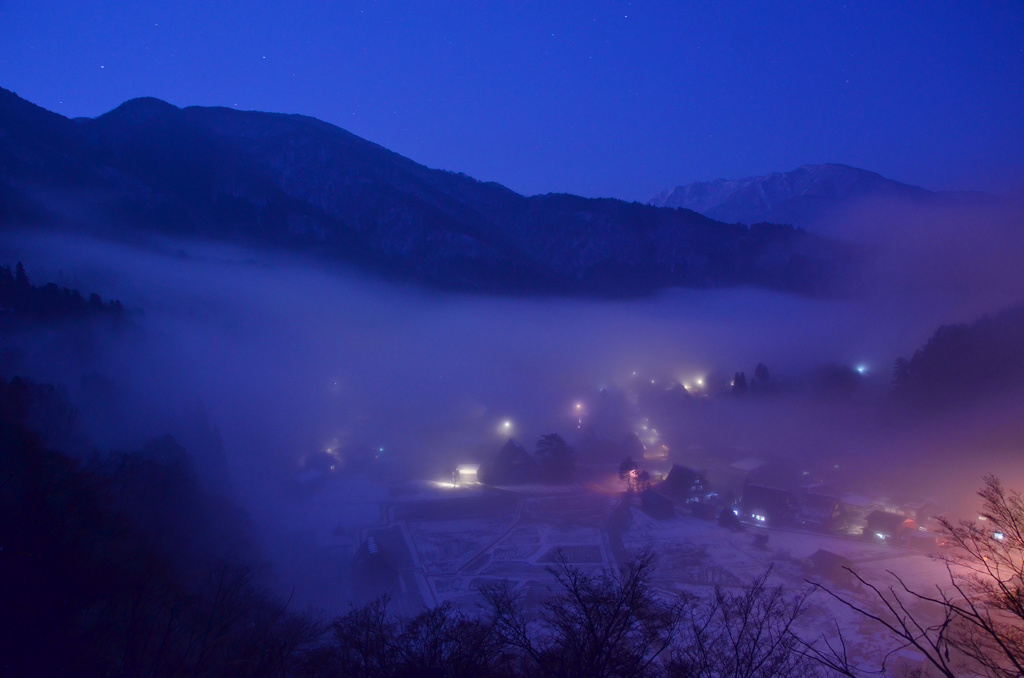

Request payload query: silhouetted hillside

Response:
[0,88,851,297]
[892,303,1024,409]
[0,376,315,676]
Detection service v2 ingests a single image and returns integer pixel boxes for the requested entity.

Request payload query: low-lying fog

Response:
[3,195,1024,600]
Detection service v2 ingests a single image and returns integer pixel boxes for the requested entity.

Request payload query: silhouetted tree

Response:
[483,549,688,678]
[891,357,911,387]
[14,261,28,288]
[480,438,536,485]
[620,456,639,488]
[0,261,124,323]
[804,476,1024,678]
[618,457,652,493]
[672,567,821,677]
[732,371,748,394]
[321,596,508,677]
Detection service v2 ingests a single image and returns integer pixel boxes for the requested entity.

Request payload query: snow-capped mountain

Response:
[649,164,936,227]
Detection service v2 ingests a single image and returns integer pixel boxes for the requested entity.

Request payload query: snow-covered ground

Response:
[270,478,957,674]
[623,503,954,675]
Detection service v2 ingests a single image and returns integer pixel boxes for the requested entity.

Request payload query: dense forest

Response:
[891,302,1024,409]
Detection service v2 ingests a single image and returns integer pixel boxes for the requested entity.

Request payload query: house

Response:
[640,489,675,520]
[454,464,480,485]
[865,510,916,543]
[660,464,710,503]
[902,499,941,529]
[804,549,855,586]
[740,483,794,526]
[796,492,847,532]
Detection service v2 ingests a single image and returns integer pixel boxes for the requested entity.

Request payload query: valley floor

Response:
[271,474,952,674]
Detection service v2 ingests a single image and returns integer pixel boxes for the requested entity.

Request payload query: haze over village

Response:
[2,2,1024,676]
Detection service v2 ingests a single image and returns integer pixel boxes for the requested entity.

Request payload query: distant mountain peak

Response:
[98,96,179,124]
[649,164,933,228]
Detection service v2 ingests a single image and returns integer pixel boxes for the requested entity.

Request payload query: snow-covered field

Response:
[269,478,955,674]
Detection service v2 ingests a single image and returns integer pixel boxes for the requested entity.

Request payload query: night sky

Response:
[2,1,1022,201]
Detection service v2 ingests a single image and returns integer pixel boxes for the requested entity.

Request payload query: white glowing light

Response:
[696,378,704,386]
[994,532,1005,541]
[856,365,868,374]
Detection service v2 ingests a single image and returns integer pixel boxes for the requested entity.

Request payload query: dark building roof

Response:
[641,489,675,519]
[797,492,846,528]
[661,464,706,499]
[806,549,854,582]
[741,483,795,525]
[742,484,793,511]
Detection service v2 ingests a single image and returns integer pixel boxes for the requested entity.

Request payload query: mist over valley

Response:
[2,7,1024,670]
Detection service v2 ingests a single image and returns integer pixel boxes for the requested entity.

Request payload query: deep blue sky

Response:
[2,1,1022,201]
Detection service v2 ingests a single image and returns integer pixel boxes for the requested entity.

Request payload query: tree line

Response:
[0,261,125,325]
[479,434,576,485]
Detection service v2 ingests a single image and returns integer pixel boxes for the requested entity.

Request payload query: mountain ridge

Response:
[649,164,985,228]
[0,88,850,297]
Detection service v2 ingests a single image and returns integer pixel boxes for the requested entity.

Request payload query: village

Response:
[291,442,953,673]
[269,368,986,674]
[346,445,949,600]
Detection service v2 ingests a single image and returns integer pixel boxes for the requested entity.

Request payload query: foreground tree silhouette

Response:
[315,596,511,677]
[326,550,829,677]
[0,376,319,677]
[806,475,1024,677]
[673,567,823,678]
[482,549,687,678]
